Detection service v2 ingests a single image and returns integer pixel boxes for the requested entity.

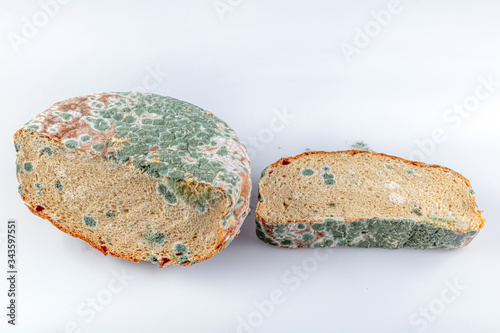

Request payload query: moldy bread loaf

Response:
[14,92,251,266]
[256,150,483,249]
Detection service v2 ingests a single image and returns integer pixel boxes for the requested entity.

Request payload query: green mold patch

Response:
[217,146,229,156]
[158,184,178,205]
[404,223,477,249]
[469,189,475,195]
[105,237,113,244]
[293,218,474,249]
[275,224,286,234]
[40,147,53,156]
[425,214,456,227]
[221,210,232,227]
[175,243,188,254]
[122,115,136,124]
[255,221,279,247]
[174,244,190,263]
[83,216,97,228]
[18,184,22,195]
[313,239,334,248]
[85,117,110,131]
[149,255,158,263]
[16,163,20,176]
[23,162,33,173]
[85,93,245,187]
[260,167,269,178]
[59,113,72,121]
[65,139,78,150]
[105,212,114,218]
[14,142,20,153]
[302,233,314,242]
[25,124,40,131]
[80,134,91,143]
[35,182,42,196]
[406,170,414,175]
[144,231,166,245]
[131,158,168,178]
[196,203,206,213]
[54,180,63,191]
[322,166,331,172]
[351,141,372,152]
[168,180,221,206]
[178,255,190,264]
[92,144,104,152]
[297,223,306,230]
[301,168,315,177]
[323,218,346,241]
[343,219,405,248]
[322,173,335,186]
[311,223,325,231]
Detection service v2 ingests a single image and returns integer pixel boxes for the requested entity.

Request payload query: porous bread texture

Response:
[256,150,484,249]
[14,92,251,266]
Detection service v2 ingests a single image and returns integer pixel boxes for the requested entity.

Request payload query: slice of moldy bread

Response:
[256,150,484,250]
[14,92,251,267]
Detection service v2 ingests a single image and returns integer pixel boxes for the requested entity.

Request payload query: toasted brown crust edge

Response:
[256,150,485,233]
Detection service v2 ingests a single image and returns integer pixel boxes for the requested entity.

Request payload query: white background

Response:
[1,1,499,332]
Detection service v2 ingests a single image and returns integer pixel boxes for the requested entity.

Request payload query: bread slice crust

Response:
[256,150,484,249]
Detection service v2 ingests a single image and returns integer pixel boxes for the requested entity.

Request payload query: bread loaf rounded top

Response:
[18,92,251,208]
